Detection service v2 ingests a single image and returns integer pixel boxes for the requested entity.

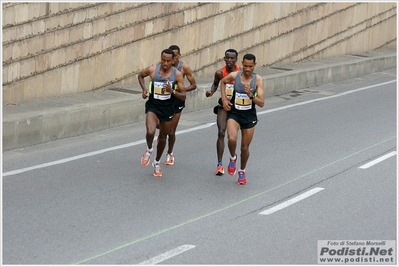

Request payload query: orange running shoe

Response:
[153,162,162,177]
[165,153,174,165]
[215,165,224,175]
[237,170,246,185]
[141,149,152,166]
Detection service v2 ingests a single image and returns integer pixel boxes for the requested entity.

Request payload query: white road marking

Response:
[259,187,324,215]
[359,151,397,169]
[3,80,395,177]
[138,244,195,265]
[258,80,395,115]
[3,123,215,177]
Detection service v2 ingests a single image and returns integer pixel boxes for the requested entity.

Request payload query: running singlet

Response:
[231,70,257,111]
[172,60,185,110]
[149,64,177,106]
[222,65,240,99]
[176,60,184,72]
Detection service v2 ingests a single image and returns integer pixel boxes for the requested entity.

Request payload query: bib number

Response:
[234,92,252,110]
[226,84,234,99]
[154,82,171,100]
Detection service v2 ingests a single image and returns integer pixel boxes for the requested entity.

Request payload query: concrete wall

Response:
[2,2,397,104]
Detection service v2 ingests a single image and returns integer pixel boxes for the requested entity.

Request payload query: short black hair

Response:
[225,49,238,58]
[161,48,175,58]
[243,53,256,62]
[168,45,180,53]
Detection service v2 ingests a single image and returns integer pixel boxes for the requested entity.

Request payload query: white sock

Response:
[231,155,237,160]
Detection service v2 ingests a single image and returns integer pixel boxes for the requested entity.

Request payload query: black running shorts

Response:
[213,97,226,115]
[145,101,174,122]
[173,98,185,114]
[226,111,258,129]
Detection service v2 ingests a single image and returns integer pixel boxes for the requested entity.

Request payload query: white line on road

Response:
[259,187,325,215]
[3,123,215,177]
[138,244,195,265]
[258,80,395,115]
[359,151,397,169]
[3,80,395,177]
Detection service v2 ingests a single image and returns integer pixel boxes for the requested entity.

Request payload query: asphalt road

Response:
[2,69,397,265]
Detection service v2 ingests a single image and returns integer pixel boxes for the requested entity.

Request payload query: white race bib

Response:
[226,84,234,99]
[234,92,252,110]
[153,81,171,100]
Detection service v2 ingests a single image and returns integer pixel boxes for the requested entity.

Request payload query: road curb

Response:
[2,50,396,151]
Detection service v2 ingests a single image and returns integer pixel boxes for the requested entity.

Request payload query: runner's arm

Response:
[206,70,223,97]
[173,70,186,101]
[138,65,154,99]
[220,72,236,110]
[183,63,197,92]
[251,74,264,107]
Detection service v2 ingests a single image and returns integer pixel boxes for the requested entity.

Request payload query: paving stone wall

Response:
[2,2,396,104]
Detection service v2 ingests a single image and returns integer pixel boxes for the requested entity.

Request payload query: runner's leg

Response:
[157,121,171,161]
[167,112,181,154]
[240,127,255,170]
[145,111,158,150]
[216,108,227,162]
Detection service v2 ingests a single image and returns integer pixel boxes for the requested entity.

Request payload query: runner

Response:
[163,45,197,166]
[138,49,186,177]
[220,53,264,185]
[206,49,240,175]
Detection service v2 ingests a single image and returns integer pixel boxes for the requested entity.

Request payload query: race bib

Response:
[234,92,252,110]
[226,84,234,99]
[153,81,171,100]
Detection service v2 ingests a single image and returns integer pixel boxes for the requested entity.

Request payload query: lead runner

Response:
[220,53,264,185]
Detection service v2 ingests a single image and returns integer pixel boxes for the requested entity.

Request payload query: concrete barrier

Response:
[2,48,396,151]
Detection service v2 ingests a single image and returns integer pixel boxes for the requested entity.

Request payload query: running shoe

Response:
[237,170,246,185]
[153,162,162,177]
[215,165,224,175]
[141,150,152,166]
[227,155,237,175]
[165,153,174,165]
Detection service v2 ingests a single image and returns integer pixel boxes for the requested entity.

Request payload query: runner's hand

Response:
[142,90,149,99]
[222,98,232,111]
[163,81,173,94]
[244,83,251,95]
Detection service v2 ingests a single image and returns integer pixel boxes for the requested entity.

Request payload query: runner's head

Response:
[242,53,256,76]
[224,49,238,68]
[160,49,175,71]
[168,45,181,64]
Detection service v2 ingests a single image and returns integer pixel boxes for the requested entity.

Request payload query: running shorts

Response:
[145,101,174,122]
